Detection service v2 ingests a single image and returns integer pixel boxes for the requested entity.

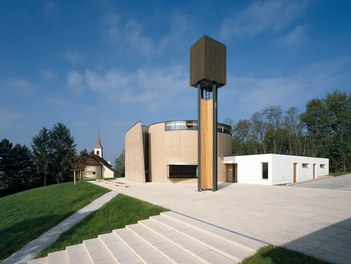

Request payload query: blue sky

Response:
[1,0,350,163]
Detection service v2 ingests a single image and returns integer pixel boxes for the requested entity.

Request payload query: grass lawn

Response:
[241,245,329,264]
[37,194,168,257]
[0,181,108,261]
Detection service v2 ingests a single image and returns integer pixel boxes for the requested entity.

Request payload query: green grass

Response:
[0,181,108,261]
[37,194,168,257]
[241,245,329,264]
[329,172,350,177]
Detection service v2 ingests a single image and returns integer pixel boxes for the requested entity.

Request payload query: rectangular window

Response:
[169,165,197,178]
[320,164,326,169]
[302,163,309,168]
[262,162,268,179]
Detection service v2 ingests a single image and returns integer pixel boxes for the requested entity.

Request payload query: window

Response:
[164,120,231,135]
[169,165,197,178]
[320,164,326,169]
[262,162,268,179]
[302,163,309,168]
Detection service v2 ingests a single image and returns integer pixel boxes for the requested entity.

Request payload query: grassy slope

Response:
[38,194,168,257]
[241,245,329,264]
[0,181,108,260]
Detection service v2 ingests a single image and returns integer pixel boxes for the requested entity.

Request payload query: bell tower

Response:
[94,133,103,158]
[190,36,226,191]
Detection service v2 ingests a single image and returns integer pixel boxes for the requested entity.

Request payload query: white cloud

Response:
[282,25,308,47]
[4,77,38,94]
[67,65,191,111]
[39,68,58,81]
[61,51,83,64]
[101,11,194,56]
[221,58,351,117]
[101,12,155,55]
[219,0,310,39]
[67,71,84,94]
[0,107,21,129]
[43,0,59,19]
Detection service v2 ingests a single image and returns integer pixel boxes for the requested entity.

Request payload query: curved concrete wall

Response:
[149,122,232,183]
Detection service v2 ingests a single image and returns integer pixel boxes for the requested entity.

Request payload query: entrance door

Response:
[313,164,316,179]
[293,163,297,183]
[227,164,233,182]
[226,164,237,183]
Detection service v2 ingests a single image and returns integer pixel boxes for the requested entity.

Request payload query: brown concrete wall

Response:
[148,122,231,183]
[149,123,198,183]
[125,122,145,183]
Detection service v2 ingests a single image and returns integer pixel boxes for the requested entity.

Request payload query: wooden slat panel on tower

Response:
[200,98,213,189]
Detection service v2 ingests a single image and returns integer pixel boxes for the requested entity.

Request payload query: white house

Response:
[224,154,329,185]
[84,135,115,180]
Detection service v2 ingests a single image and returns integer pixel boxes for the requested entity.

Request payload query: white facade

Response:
[224,154,329,185]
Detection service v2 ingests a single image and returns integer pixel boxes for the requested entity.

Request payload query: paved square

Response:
[96,175,351,264]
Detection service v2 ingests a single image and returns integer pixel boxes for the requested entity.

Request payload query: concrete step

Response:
[161,211,267,251]
[151,214,252,262]
[48,250,69,264]
[28,211,264,264]
[114,228,172,264]
[139,219,235,264]
[99,233,143,264]
[28,257,48,264]
[127,223,203,264]
[66,244,93,264]
[83,238,117,264]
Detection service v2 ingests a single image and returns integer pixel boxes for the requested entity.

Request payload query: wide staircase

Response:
[29,211,267,264]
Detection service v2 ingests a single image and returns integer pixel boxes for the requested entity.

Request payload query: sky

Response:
[1,0,350,163]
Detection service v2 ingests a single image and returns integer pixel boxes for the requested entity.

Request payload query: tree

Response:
[0,139,37,196]
[7,144,35,193]
[324,91,351,172]
[32,127,51,186]
[0,139,13,190]
[114,149,125,177]
[32,123,76,185]
[49,123,76,183]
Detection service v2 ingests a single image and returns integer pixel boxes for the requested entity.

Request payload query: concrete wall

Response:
[124,121,232,183]
[149,123,198,183]
[224,154,329,185]
[84,165,101,180]
[125,122,146,183]
[102,166,115,179]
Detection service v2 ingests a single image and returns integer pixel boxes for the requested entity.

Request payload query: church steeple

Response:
[94,133,103,158]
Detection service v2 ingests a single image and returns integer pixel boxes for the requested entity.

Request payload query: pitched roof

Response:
[95,134,103,148]
[84,154,114,171]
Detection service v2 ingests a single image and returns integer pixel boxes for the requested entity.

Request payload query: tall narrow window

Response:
[262,162,268,179]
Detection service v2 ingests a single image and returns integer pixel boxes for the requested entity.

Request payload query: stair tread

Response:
[162,211,267,250]
[84,238,117,264]
[128,223,203,264]
[28,257,48,264]
[114,228,171,264]
[139,219,236,264]
[66,244,93,264]
[152,215,252,261]
[48,250,69,264]
[99,233,143,264]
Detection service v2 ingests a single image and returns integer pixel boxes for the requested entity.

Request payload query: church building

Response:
[84,135,115,180]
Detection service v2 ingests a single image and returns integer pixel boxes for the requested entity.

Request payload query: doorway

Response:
[313,164,316,179]
[227,164,237,183]
[293,163,297,183]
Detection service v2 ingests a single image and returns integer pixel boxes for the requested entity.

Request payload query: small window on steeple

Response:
[96,151,99,155]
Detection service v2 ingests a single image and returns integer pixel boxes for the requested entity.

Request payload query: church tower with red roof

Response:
[94,133,103,158]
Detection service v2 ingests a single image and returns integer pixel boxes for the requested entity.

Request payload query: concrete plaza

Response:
[95,174,351,264]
